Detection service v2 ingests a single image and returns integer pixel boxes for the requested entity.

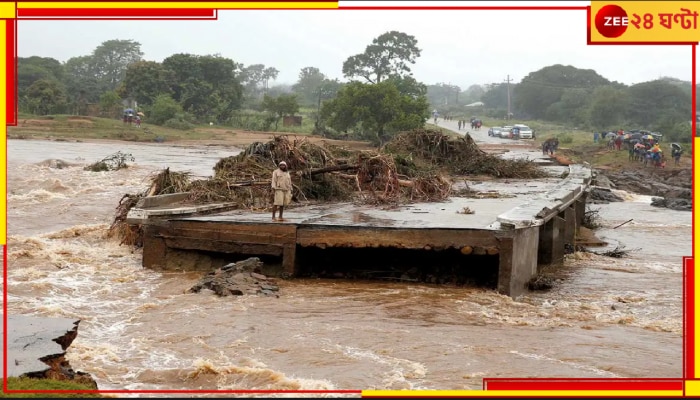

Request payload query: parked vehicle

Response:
[501,126,514,138]
[488,127,503,137]
[514,124,534,139]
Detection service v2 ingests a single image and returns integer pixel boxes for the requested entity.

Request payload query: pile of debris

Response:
[384,130,548,178]
[108,129,547,246]
[183,130,544,206]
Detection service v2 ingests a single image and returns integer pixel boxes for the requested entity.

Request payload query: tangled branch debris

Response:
[527,274,555,291]
[582,207,602,229]
[85,151,135,172]
[596,246,636,258]
[106,194,143,246]
[109,130,548,245]
[146,167,192,196]
[383,130,548,178]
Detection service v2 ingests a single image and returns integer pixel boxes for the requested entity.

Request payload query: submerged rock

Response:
[650,197,692,212]
[188,257,280,297]
[588,187,624,204]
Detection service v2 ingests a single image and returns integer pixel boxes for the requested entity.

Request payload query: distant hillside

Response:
[658,77,697,110]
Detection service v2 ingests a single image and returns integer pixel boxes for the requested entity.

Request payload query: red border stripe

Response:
[4,4,694,396]
[17,8,216,18]
[483,379,684,391]
[685,258,694,380]
[6,19,15,126]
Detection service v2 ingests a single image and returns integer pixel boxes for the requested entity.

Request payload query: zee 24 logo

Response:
[595,4,699,38]
[594,5,631,38]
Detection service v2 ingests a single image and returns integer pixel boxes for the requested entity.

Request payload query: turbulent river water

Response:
[5,138,688,395]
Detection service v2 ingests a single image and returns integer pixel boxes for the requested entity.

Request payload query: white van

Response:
[514,124,534,139]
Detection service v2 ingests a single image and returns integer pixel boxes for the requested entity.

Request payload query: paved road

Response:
[427,119,557,164]
[427,118,532,146]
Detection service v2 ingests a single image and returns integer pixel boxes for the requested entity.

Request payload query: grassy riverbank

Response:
[1,378,102,398]
[8,113,373,151]
[9,113,691,170]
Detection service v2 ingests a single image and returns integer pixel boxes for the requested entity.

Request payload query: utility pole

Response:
[504,75,513,120]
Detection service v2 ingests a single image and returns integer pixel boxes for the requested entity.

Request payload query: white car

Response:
[514,124,534,139]
[489,127,503,137]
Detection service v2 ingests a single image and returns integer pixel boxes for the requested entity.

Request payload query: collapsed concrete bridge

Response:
[128,162,591,298]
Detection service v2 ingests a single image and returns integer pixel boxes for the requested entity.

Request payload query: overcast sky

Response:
[17,1,697,89]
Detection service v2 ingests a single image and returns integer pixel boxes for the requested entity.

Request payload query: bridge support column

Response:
[574,197,586,232]
[282,245,297,277]
[537,215,565,269]
[498,226,539,298]
[562,206,576,247]
[143,225,167,269]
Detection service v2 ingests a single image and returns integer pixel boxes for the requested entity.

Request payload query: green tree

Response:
[91,39,144,88]
[545,88,592,126]
[62,55,105,110]
[99,90,122,117]
[480,83,509,110]
[462,84,485,104]
[261,67,279,93]
[261,94,300,130]
[342,31,421,84]
[180,78,216,120]
[426,82,461,108]
[321,81,427,145]
[198,54,239,86]
[292,67,327,106]
[26,79,66,115]
[161,54,243,122]
[267,84,294,97]
[386,75,427,97]
[17,57,64,97]
[625,80,690,127]
[240,64,267,100]
[588,86,629,130]
[513,64,610,119]
[162,53,203,101]
[123,61,174,106]
[149,94,183,125]
[312,78,343,132]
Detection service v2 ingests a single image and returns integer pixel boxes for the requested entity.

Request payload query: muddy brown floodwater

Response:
[5,138,687,395]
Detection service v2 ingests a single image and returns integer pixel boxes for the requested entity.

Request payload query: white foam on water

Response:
[331,344,427,390]
[611,189,653,203]
[9,188,70,203]
[509,350,619,377]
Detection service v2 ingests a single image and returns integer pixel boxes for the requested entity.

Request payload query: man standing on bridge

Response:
[272,161,292,221]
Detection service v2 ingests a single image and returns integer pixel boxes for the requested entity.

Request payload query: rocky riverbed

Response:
[592,168,691,211]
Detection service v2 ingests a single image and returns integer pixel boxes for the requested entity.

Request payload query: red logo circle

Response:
[595,4,628,38]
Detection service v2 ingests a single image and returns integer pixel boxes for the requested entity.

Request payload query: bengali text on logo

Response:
[591,2,700,43]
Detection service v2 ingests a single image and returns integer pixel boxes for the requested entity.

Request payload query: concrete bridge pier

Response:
[497,227,539,297]
[575,196,586,230]
[563,206,576,248]
[537,215,565,268]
